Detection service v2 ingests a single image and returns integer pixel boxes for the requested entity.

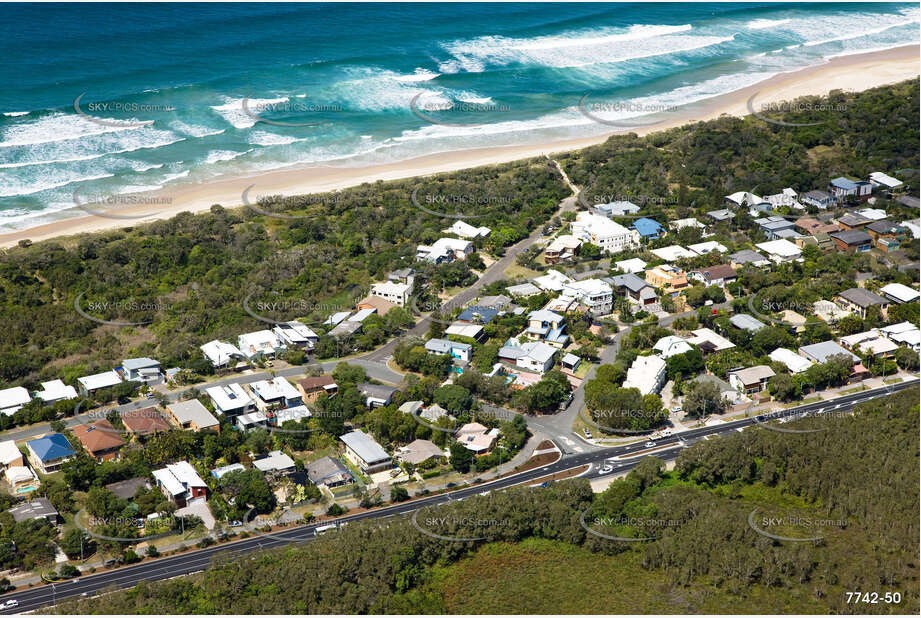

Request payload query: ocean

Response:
[0,2,918,231]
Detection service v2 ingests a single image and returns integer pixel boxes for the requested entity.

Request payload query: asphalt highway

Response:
[1,379,914,614]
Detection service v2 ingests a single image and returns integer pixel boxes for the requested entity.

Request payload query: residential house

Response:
[200,340,246,370]
[688,241,728,256]
[388,268,416,287]
[340,429,392,473]
[425,338,473,362]
[798,341,860,365]
[687,328,735,354]
[0,440,23,470]
[76,370,122,397]
[856,208,887,221]
[728,249,771,268]
[795,217,839,236]
[505,282,542,298]
[570,211,638,254]
[764,188,804,211]
[839,331,898,359]
[6,466,39,495]
[121,357,162,385]
[868,171,904,194]
[755,239,802,263]
[800,190,835,210]
[454,423,499,454]
[416,237,473,263]
[369,281,411,308]
[514,341,557,373]
[532,269,573,293]
[729,314,767,333]
[446,322,485,341]
[692,264,737,288]
[9,498,59,524]
[836,212,871,231]
[457,305,499,324]
[614,257,646,273]
[165,399,220,432]
[769,348,814,374]
[813,299,852,323]
[795,231,834,253]
[253,450,296,477]
[755,216,796,240]
[72,420,125,462]
[206,383,256,418]
[0,387,31,417]
[835,288,889,319]
[296,375,338,403]
[236,411,269,431]
[596,201,640,217]
[446,220,491,238]
[476,295,513,311]
[26,434,75,474]
[650,245,695,261]
[104,477,150,500]
[306,456,353,488]
[152,461,208,507]
[829,229,872,253]
[653,335,693,359]
[880,322,921,352]
[273,405,312,426]
[561,353,581,372]
[329,319,362,338]
[525,310,569,346]
[396,439,446,465]
[729,366,775,395]
[828,177,871,202]
[544,234,582,264]
[237,330,286,360]
[866,220,910,252]
[623,355,667,395]
[347,308,377,324]
[670,217,706,232]
[724,191,770,211]
[879,283,920,305]
[356,295,396,316]
[34,380,78,404]
[211,463,246,480]
[357,383,398,408]
[633,217,665,239]
[273,320,319,349]
[560,279,614,315]
[249,377,302,412]
[609,274,658,307]
[324,311,351,327]
[645,265,689,296]
[120,407,171,437]
[707,209,734,222]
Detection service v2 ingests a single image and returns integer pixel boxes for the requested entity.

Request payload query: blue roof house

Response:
[633,218,665,239]
[26,434,75,474]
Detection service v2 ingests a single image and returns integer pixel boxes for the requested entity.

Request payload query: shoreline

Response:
[1,44,918,249]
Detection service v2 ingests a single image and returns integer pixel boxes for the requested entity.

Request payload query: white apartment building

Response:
[370,281,412,307]
[570,212,638,254]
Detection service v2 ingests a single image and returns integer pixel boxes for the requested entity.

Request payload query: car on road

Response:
[117,396,131,405]
[0,600,18,609]
[601,464,612,473]
[583,429,592,439]
[644,441,656,448]
[670,405,682,413]
[756,415,765,422]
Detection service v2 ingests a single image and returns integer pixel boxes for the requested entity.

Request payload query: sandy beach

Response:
[2,44,918,249]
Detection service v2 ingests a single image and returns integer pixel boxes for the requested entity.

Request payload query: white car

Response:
[601,465,612,473]
[1,600,18,609]
[644,441,656,448]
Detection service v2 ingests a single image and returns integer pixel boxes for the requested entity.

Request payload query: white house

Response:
[416,238,473,263]
[570,211,638,254]
[424,338,473,362]
[34,380,78,404]
[272,321,319,349]
[614,258,646,274]
[688,241,728,255]
[152,461,208,507]
[755,239,802,264]
[370,281,412,307]
[445,220,491,238]
[650,245,696,261]
[514,341,558,374]
[653,336,693,359]
[879,283,919,305]
[205,383,256,418]
[560,278,614,315]
[340,429,392,473]
[769,348,814,374]
[0,387,31,417]
[533,269,573,292]
[868,172,903,192]
[76,370,123,397]
[237,330,286,360]
[200,340,245,369]
[729,365,775,395]
[248,377,302,411]
[623,355,667,395]
[121,358,162,384]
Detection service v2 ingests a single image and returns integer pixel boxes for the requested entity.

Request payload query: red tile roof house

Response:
[120,407,173,437]
[72,420,126,462]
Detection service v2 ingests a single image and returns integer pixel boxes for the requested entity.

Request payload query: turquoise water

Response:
[0,2,917,230]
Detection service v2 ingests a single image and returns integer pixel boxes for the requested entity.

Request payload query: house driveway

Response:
[177,501,215,531]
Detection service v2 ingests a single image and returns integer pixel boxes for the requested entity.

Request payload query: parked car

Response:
[117,396,131,405]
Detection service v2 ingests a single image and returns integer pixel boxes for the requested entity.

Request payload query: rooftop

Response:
[340,429,391,465]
